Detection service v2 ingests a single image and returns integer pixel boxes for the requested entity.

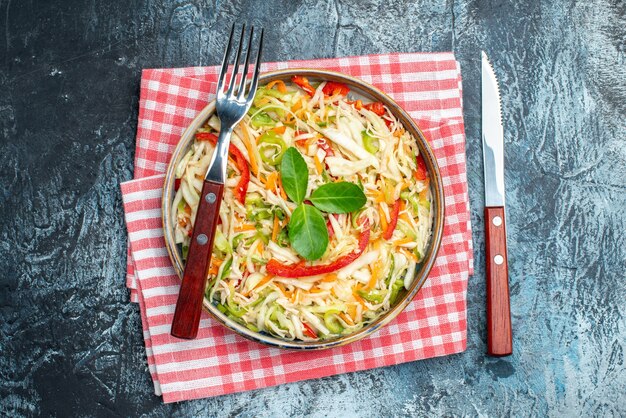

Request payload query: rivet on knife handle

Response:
[485,206,512,356]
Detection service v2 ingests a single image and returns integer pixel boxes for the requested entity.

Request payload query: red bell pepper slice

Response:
[266,219,371,278]
[317,138,334,157]
[414,154,428,181]
[326,219,335,240]
[347,99,363,110]
[293,131,309,148]
[302,322,318,339]
[291,75,316,96]
[326,214,338,240]
[174,178,181,191]
[295,140,308,148]
[195,132,250,204]
[322,81,350,97]
[382,199,401,240]
[363,102,386,116]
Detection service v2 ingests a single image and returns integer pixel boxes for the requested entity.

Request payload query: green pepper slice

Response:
[357,288,387,304]
[181,245,189,260]
[362,130,380,154]
[257,131,287,165]
[251,112,276,128]
[324,312,344,334]
[389,279,405,305]
[232,233,245,249]
[276,228,290,247]
[397,220,417,240]
[219,257,233,280]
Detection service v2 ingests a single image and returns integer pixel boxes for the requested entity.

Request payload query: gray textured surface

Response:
[1,0,625,416]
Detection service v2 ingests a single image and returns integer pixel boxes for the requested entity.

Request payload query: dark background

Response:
[1,0,625,416]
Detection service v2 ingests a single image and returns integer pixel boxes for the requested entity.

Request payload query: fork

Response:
[171,24,264,339]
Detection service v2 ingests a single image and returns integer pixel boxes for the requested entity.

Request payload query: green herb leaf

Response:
[357,288,387,303]
[280,147,309,204]
[288,204,328,260]
[309,182,367,213]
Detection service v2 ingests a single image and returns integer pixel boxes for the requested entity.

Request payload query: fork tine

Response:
[236,27,255,100]
[217,24,236,97]
[246,28,264,103]
[226,24,246,97]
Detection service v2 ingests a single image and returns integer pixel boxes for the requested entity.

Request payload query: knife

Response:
[482,51,512,356]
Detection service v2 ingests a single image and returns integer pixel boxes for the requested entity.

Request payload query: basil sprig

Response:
[279,147,367,261]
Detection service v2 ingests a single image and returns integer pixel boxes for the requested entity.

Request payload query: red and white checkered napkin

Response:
[121,53,473,402]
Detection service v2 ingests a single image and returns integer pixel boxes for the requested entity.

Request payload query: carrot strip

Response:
[367,189,386,203]
[291,99,302,112]
[290,288,300,303]
[378,204,388,232]
[347,304,357,322]
[393,128,405,138]
[272,215,280,242]
[400,212,413,225]
[265,171,278,192]
[419,186,430,200]
[384,182,396,205]
[353,292,366,307]
[322,273,338,282]
[240,125,259,177]
[208,258,223,276]
[277,176,288,200]
[267,79,288,93]
[367,260,382,289]
[245,274,273,296]
[273,125,287,134]
[234,223,256,232]
[339,312,355,326]
[393,237,413,246]
[256,97,270,106]
[399,248,418,263]
[313,154,323,174]
[276,282,294,299]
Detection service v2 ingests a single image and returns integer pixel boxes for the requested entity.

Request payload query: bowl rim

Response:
[162,68,445,350]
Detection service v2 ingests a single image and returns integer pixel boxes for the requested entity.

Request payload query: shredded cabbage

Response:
[173,78,433,341]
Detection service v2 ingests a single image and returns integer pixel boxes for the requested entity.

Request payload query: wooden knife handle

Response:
[171,180,224,339]
[485,206,512,356]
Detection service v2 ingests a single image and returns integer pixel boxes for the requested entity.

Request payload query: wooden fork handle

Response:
[485,206,513,356]
[171,180,224,339]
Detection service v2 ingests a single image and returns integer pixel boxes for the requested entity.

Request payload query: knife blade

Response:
[481,51,512,356]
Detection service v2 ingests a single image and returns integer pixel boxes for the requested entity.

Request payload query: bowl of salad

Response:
[162,69,445,349]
